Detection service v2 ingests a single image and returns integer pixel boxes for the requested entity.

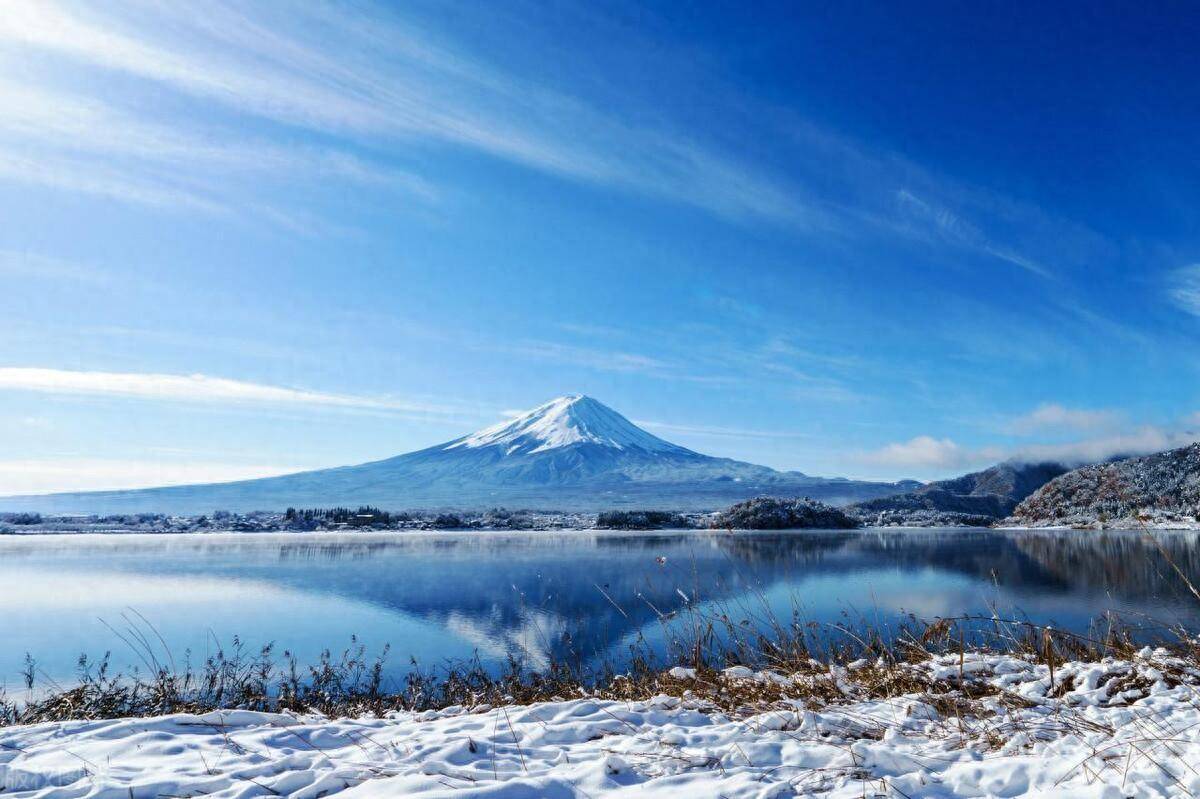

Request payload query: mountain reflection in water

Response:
[3,528,1200,686]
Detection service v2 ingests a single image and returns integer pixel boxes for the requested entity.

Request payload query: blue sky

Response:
[1,0,1199,493]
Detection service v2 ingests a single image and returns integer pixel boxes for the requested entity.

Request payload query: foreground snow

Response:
[4,652,1200,798]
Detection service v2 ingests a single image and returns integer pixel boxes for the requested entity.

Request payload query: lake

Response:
[4,527,1200,691]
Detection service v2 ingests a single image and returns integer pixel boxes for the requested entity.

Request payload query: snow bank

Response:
[4,653,1200,797]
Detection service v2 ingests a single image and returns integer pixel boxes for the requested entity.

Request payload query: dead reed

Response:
[1,592,1185,727]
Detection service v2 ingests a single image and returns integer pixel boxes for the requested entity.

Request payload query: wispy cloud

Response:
[861,422,1200,477]
[496,340,734,384]
[635,420,813,441]
[0,79,436,200]
[1007,403,1122,435]
[1010,427,1199,466]
[0,0,1111,282]
[0,0,807,226]
[769,120,1097,283]
[860,436,1004,472]
[0,367,470,417]
[0,151,225,213]
[894,189,1055,279]
[1169,265,1200,318]
[0,250,109,284]
[0,457,309,495]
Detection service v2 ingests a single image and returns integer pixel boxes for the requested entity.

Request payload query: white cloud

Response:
[1008,403,1122,435]
[860,436,1003,471]
[0,458,307,495]
[0,367,466,417]
[1169,265,1200,317]
[1010,427,1199,465]
[493,340,735,383]
[0,78,436,200]
[861,424,1200,478]
[860,401,1186,477]
[508,342,670,374]
[0,0,1104,284]
[0,0,806,226]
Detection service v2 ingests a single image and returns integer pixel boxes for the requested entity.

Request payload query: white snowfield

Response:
[4,652,1200,798]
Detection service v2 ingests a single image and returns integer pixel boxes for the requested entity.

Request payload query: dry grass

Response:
[9,575,1200,797]
[0,591,1186,728]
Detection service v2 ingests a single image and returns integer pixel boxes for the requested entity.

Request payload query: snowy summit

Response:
[447,394,689,455]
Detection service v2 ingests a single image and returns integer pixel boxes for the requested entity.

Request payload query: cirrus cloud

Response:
[0,367,471,418]
[0,0,808,227]
[0,457,309,495]
[1169,265,1200,318]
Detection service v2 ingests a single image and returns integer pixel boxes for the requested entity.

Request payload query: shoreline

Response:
[4,650,1199,797]
[3,521,1200,537]
[3,523,1200,537]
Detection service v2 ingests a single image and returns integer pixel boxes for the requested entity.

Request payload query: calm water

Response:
[3,527,1200,689]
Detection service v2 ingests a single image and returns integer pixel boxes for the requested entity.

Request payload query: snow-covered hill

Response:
[1006,442,1200,528]
[0,395,915,513]
[847,460,1069,526]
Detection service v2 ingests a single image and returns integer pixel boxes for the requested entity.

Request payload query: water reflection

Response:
[2,528,1199,687]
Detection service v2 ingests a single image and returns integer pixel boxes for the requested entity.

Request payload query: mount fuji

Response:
[0,395,918,514]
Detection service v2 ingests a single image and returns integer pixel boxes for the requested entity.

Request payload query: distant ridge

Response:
[848,460,1069,526]
[0,395,916,514]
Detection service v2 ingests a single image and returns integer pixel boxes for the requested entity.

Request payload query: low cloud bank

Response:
[861,412,1200,478]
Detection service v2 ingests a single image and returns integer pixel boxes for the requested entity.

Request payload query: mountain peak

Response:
[0,392,924,514]
[445,395,691,456]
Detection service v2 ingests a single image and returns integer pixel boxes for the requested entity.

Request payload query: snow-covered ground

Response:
[996,520,1200,531]
[5,652,1200,797]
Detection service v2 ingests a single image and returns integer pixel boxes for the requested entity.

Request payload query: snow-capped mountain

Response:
[446,395,689,456]
[0,395,917,513]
